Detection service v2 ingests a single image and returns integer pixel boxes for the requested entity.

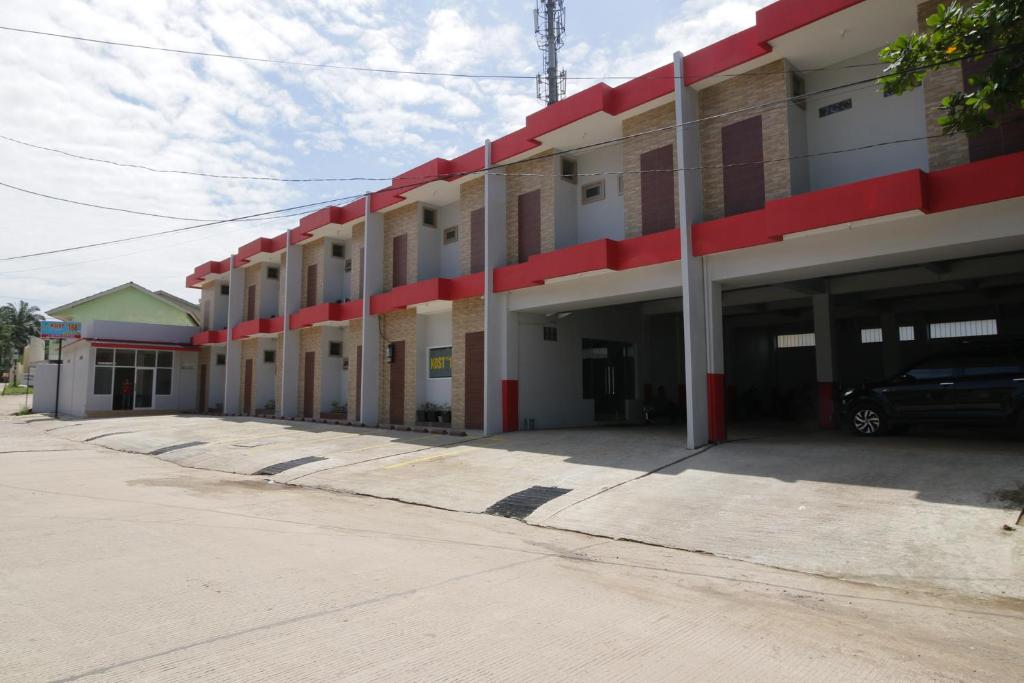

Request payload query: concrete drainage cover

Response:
[485,486,572,520]
[149,441,207,455]
[257,456,325,476]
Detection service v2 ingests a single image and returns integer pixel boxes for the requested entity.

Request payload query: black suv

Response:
[841,342,1024,437]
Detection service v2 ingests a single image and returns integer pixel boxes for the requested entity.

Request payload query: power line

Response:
[0,23,1005,82]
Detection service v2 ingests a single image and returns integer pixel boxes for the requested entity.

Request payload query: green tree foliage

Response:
[879,0,1024,134]
[1,301,44,373]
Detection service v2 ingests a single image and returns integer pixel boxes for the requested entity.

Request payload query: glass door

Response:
[134,368,154,409]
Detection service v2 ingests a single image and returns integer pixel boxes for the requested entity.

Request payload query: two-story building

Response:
[187,0,1024,446]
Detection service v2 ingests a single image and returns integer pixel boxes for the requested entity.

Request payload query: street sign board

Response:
[39,321,82,339]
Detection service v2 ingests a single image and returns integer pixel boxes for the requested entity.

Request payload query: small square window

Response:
[581,180,605,205]
[344,258,352,272]
[561,158,577,184]
[96,348,114,365]
[543,326,558,342]
[818,98,852,118]
[267,266,279,279]
[332,243,345,258]
[329,341,342,357]
[899,326,916,342]
[443,226,458,245]
[220,285,229,296]
[216,353,226,366]
[860,328,883,344]
[422,207,437,227]
[263,350,276,363]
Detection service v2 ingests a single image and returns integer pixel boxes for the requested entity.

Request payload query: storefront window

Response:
[115,350,135,366]
[156,369,172,395]
[137,350,157,367]
[94,367,113,394]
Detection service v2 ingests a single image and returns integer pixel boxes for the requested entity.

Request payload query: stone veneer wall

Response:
[917,0,970,170]
[699,59,792,221]
[347,319,362,417]
[298,327,321,419]
[505,153,557,264]
[451,297,484,431]
[301,239,325,307]
[458,177,484,275]
[382,204,419,291]
[239,338,258,414]
[243,265,261,321]
[378,309,417,425]
[622,101,679,238]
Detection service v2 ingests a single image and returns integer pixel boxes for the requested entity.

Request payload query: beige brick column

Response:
[623,102,679,238]
[458,177,484,275]
[451,298,484,431]
[504,153,556,264]
[377,309,417,425]
[382,204,419,291]
[298,327,322,418]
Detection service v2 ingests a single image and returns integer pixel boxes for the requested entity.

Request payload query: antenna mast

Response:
[534,0,566,105]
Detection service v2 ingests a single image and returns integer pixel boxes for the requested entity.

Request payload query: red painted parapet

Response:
[288,300,363,330]
[191,329,228,346]
[707,373,727,442]
[501,379,519,433]
[493,229,681,293]
[186,258,231,288]
[925,150,1024,213]
[693,169,928,256]
[235,233,288,266]
[232,317,285,340]
[818,382,836,430]
[369,274,484,315]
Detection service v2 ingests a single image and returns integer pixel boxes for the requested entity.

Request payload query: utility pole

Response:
[534,0,566,105]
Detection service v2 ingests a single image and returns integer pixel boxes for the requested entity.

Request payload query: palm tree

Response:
[1,301,43,382]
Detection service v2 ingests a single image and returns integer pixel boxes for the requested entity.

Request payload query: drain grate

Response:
[149,441,207,455]
[485,486,572,520]
[257,456,325,476]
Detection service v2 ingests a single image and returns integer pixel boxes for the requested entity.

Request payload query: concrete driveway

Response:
[16,413,1024,600]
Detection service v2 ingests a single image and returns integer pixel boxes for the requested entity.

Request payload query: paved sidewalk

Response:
[15,413,1024,600]
[2,421,1022,681]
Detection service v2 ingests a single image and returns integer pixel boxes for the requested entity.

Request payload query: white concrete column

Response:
[813,292,836,429]
[279,237,302,417]
[674,51,708,449]
[360,194,383,426]
[704,275,726,441]
[483,139,510,434]
[223,256,244,414]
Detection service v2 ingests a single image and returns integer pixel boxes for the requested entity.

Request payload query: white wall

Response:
[803,49,928,191]
[416,311,452,408]
[213,281,229,329]
[576,146,625,243]
[260,264,280,318]
[319,326,348,413]
[439,202,460,278]
[85,320,197,344]
[515,306,643,429]
[555,168,578,249]
[323,239,352,303]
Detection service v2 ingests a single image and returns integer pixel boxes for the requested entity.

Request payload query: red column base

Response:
[501,379,519,432]
[818,381,836,429]
[707,373,727,442]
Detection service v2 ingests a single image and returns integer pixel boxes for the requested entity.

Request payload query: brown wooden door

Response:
[198,364,207,414]
[389,341,405,425]
[243,359,253,415]
[303,351,315,418]
[246,285,256,321]
[517,190,541,263]
[721,115,765,216]
[355,345,362,421]
[392,234,408,288]
[305,264,318,308]
[464,331,484,430]
[962,56,1024,161]
[640,144,676,234]
[470,207,485,273]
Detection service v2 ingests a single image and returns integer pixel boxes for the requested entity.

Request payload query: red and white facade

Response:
[187,0,1024,447]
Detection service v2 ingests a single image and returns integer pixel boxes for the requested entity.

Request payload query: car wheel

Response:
[849,402,889,436]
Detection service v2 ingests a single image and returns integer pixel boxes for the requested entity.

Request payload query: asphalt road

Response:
[2,420,1022,682]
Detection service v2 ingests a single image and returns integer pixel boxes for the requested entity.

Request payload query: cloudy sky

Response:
[0,0,771,312]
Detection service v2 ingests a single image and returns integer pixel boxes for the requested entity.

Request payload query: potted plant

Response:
[438,403,452,425]
[417,401,437,424]
[323,400,347,421]
[255,399,275,417]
